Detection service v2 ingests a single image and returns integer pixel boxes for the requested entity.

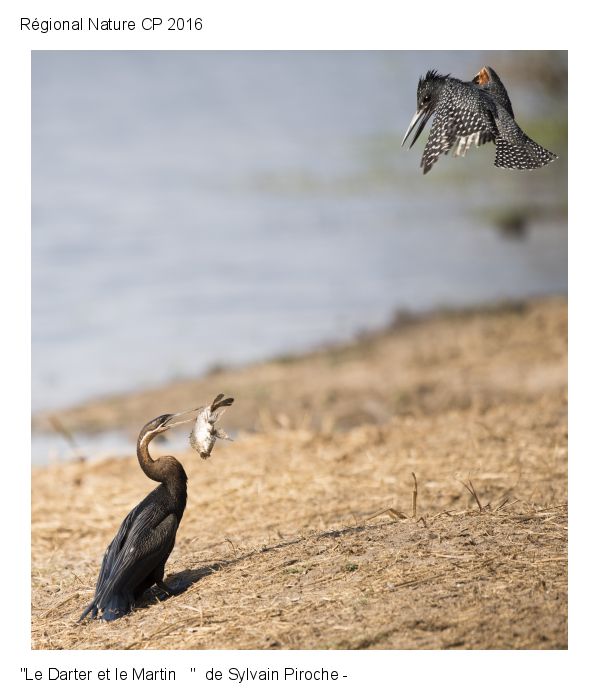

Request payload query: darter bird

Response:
[402,66,557,174]
[79,394,234,622]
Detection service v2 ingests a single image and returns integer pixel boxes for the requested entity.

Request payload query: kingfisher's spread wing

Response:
[421,99,496,173]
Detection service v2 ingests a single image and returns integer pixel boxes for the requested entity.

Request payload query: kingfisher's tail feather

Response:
[494,135,557,170]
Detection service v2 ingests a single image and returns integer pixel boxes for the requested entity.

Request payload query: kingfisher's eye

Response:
[423,95,430,102]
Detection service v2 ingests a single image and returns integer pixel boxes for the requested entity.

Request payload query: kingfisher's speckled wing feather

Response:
[421,89,496,173]
[492,105,558,170]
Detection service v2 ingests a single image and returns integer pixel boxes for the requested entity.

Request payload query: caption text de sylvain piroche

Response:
[21,667,346,683]
[21,17,203,33]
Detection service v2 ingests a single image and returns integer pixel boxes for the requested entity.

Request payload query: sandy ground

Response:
[31,297,567,649]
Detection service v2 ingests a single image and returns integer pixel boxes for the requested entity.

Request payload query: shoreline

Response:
[33,294,566,441]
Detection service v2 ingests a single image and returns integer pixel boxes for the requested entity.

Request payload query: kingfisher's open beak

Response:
[401,108,433,148]
[163,407,202,429]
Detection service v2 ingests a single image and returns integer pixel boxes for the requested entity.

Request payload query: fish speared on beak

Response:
[190,394,235,459]
[401,108,432,148]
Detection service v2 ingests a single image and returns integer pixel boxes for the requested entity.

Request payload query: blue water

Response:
[32,51,567,425]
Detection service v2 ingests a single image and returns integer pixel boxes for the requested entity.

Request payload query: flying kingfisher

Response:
[402,66,558,174]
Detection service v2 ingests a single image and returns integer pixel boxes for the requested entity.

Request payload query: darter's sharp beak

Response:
[401,108,432,148]
[163,407,202,429]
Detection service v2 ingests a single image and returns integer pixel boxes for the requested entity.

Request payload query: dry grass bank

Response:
[31,297,567,649]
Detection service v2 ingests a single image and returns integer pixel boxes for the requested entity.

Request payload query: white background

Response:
[1,0,590,697]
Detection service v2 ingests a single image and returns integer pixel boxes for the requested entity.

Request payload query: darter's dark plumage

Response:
[79,396,234,622]
[402,66,557,174]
